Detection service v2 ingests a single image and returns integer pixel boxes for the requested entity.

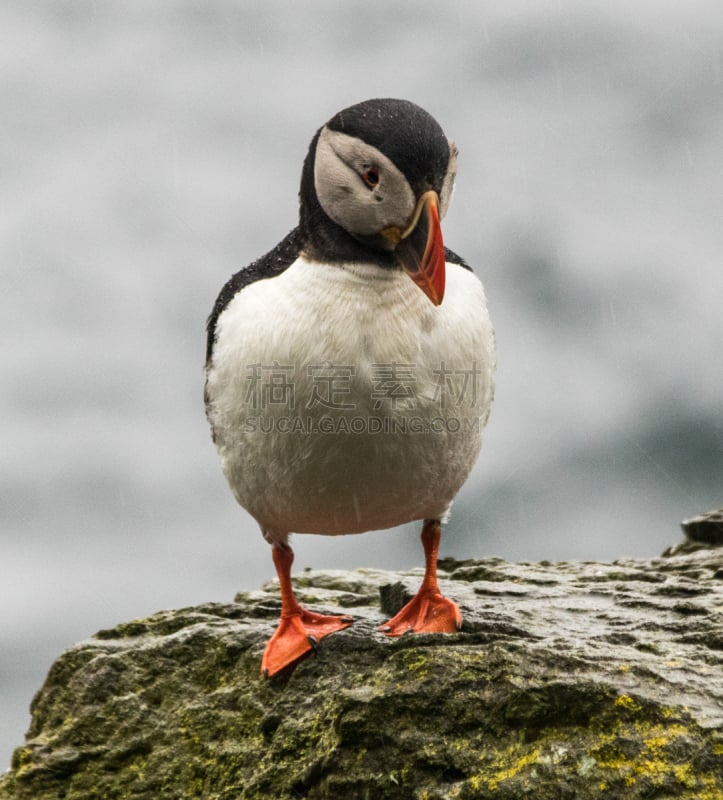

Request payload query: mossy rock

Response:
[2,550,722,799]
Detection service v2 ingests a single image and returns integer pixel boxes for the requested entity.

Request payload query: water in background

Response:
[2,0,722,769]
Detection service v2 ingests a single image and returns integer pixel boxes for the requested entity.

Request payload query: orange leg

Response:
[261,544,353,677]
[379,519,462,636]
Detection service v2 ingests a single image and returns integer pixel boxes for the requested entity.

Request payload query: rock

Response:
[2,546,723,800]
[663,508,723,557]
[682,508,723,546]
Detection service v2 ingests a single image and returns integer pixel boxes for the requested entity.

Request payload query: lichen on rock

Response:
[1,546,722,799]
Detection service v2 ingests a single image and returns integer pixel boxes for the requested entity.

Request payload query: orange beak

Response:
[395,190,446,306]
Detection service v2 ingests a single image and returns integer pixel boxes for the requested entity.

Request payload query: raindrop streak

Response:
[352,493,362,524]
[685,142,695,168]
[622,431,687,494]
[712,45,721,85]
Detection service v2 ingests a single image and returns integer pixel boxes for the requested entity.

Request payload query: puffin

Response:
[205,98,495,677]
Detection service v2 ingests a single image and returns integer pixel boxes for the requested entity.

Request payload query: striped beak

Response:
[395,191,446,306]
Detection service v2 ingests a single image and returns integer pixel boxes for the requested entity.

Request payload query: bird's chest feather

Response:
[209,258,481,409]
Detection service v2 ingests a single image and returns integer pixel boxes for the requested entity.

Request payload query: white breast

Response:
[205,256,495,539]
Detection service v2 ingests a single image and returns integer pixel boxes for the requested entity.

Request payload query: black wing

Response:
[205,226,304,365]
[444,246,473,272]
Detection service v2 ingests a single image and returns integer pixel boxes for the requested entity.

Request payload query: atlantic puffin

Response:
[205,98,495,677]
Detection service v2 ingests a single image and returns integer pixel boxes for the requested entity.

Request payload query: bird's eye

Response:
[361,167,380,189]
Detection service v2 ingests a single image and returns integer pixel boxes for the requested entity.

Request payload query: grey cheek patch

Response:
[439,140,458,221]
[314,127,415,237]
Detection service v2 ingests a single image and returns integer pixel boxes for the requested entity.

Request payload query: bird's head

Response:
[299,98,457,306]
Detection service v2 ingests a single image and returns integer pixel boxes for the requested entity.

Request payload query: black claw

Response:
[307,635,319,651]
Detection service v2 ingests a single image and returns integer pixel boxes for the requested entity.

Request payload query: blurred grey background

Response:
[2,0,722,769]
